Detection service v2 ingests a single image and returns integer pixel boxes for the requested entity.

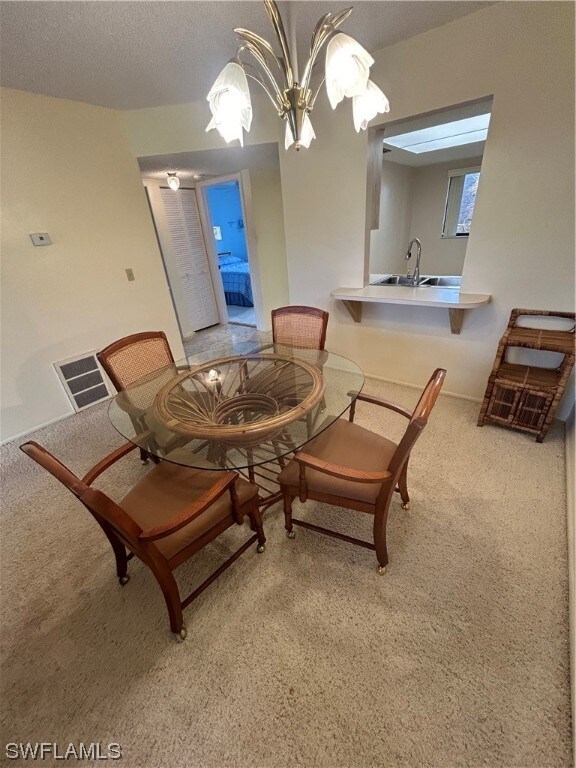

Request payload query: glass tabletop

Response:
[107,339,364,470]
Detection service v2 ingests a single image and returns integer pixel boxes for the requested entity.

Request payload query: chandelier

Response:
[206,1,389,151]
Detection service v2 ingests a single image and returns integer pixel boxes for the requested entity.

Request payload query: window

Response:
[442,166,480,238]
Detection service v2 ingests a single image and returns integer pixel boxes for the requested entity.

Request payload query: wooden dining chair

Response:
[270,306,330,436]
[277,368,446,573]
[98,331,176,463]
[20,441,266,640]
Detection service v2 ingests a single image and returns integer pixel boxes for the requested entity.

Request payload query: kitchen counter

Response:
[331,284,491,334]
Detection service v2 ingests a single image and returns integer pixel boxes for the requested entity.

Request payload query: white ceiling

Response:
[0,1,493,110]
[382,97,493,166]
[139,143,280,181]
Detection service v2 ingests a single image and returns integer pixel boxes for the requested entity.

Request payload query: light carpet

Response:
[0,377,571,767]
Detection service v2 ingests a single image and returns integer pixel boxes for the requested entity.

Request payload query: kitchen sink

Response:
[422,276,462,287]
[371,274,461,288]
[373,275,431,286]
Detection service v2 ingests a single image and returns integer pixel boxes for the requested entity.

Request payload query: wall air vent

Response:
[54,353,112,412]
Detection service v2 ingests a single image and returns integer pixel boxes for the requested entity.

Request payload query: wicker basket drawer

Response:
[487,384,522,424]
[487,383,554,432]
[512,390,554,432]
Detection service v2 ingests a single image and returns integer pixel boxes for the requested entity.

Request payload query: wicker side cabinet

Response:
[478,308,575,442]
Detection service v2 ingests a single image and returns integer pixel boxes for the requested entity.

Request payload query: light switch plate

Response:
[125,268,135,282]
[30,232,52,246]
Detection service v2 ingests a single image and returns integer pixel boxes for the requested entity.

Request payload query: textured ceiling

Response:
[1,1,493,110]
[138,143,280,180]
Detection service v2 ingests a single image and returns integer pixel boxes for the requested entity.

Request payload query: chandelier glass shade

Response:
[206,1,389,151]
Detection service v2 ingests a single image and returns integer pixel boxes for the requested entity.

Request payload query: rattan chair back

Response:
[272,306,329,350]
[98,331,174,392]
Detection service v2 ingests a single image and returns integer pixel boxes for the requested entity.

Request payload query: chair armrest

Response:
[294,451,391,484]
[82,442,138,486]
[139,472,238,542]
[349,391,412,419]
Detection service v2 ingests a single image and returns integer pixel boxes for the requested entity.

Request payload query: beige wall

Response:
[249,170,289,319]
[279,2,575,415]
[409,157,482,276]
[126,98,289,331]
[371,157,481,276]
[0,88,183,441]
[370,161,413,275]
[124,93,280,158]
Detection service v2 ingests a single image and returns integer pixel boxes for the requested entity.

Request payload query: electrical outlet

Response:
[30,232,52,246]
[125,268,135,282]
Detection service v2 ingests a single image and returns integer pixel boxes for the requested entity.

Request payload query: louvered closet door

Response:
[160,187,219,334]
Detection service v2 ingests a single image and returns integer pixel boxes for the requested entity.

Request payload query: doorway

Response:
[144,180,220,340]
[201,178,256,327]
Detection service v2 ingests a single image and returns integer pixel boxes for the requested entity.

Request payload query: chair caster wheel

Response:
[175,626,187,642]
[378,566,387,575]
[401,502,411,510]
[257,544,266,554]
[119,575,130,586]
[286,530,296,539]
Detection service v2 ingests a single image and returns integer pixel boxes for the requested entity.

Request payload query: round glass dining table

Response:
[107,339,364,476]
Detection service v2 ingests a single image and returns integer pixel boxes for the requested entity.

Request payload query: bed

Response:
[218,253,254,307]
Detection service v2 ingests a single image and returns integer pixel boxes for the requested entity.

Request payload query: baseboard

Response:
[0,397,111,446]
[363,372,483,404]
[0,411,74,445]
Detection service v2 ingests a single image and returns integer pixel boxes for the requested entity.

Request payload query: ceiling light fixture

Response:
[166,173,180,190]
[206,1,389,151]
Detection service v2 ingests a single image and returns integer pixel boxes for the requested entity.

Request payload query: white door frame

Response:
[196,172,265,330]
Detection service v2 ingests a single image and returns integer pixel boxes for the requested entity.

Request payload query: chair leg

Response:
[116,548,130,586]
[98,521,130,585]
[271,437,286,468]
[373,512,389,574]
[247,448,256,484]
[283,492,296,538]
[250,499,267,553]
[150,561,186,639]
[398,462,410,510]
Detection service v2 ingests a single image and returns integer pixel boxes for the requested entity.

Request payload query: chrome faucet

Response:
[405,238,422,285]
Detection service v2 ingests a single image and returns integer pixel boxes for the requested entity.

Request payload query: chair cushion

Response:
[120,458,258,561]
[277,418,397,505]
